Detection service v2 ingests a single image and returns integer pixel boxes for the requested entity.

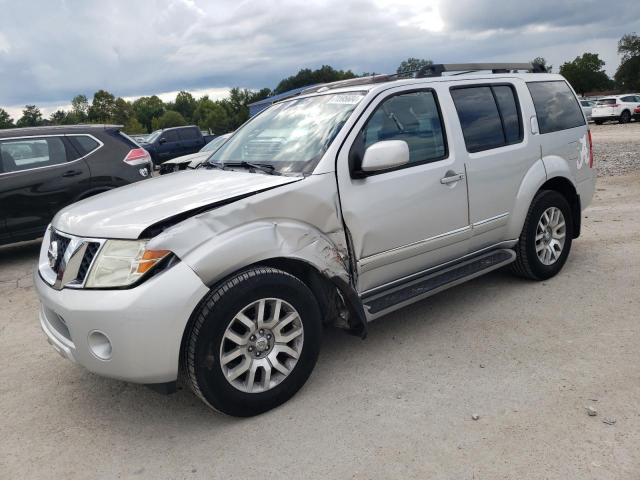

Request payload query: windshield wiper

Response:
[225,161,279,175]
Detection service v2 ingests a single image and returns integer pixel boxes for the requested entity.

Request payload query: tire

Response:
[183,267,322,416]
[511,190,573,281]
[619,110,631,124]
[594,119,604,125]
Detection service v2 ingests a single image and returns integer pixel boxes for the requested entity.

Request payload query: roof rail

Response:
[417,62,546,77]
[274,62,547,100]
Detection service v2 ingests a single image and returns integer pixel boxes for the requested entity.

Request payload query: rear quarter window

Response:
[527,81,585,134]
[68,135,100,156]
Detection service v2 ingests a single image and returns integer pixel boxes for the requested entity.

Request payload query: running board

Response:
[362,249,516,320]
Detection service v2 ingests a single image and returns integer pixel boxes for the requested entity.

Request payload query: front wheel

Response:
[183,267,322,416]
[511,190,573,280]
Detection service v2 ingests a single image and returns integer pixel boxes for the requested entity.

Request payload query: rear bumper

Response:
[35,261,209,384]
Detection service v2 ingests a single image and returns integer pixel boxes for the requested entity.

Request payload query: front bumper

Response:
[35,261,209,384]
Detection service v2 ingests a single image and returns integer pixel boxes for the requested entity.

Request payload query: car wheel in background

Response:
[619,110,631,124]
[510,190,573,281]
[183,267,322,416]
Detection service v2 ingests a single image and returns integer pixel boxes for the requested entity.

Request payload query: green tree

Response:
[202,103,230,134]
[0,108,15,128]
[88,90,117,122]
[396,57,433,75]
[155,110,187,129]
[532,57,552,73]
[174,91,197,122]
[274,66,356,94]
[559,53,612,96]
[113,97,134,125]
[615,33,640,92]
[16,105,43,127]
[123,117,145,134]
[71,94,89,122]
[132,95,165,132]
[49,110,67,125]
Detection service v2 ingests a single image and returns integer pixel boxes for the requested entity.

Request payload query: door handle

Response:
[440,172,465,185]
[62,170,82,178]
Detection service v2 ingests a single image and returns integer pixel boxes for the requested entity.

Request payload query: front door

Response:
[337,86,470,293]
[0,135,90,242]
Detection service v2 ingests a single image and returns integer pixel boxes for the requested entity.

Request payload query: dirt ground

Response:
[1,170,639,478]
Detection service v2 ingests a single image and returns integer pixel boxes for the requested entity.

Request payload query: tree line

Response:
[1,32,638,132]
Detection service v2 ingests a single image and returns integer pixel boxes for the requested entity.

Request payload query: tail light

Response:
[634,106,640,114]
[123,148,151,166]
[587,130,594,168]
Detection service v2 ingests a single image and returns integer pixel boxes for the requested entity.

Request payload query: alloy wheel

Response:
[535,207,566,265]
[219,298,304,393]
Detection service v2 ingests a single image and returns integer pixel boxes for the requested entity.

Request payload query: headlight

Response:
[85,240,171,288]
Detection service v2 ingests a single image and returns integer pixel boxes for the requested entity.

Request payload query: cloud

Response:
[0,0,635,118]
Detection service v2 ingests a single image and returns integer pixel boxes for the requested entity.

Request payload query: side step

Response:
[362,249,516,320]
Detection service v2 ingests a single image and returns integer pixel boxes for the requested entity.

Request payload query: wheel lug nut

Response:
[256,351,261,356]
[250,335,256,341]
[259,329,264,334]
[267,334,272,339]
[248,346,253,352]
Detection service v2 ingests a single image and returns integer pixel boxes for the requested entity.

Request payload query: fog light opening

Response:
[88,331,112,361]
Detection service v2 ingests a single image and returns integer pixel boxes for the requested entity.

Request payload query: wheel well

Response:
[258,257,365,335]
[538,177,581,238]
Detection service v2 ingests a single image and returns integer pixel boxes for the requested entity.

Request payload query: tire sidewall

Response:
[524,191,573,280]
[191,270,322,416]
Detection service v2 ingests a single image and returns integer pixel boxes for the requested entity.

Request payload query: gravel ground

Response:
[590,121,640,177]
[1,134,639,479]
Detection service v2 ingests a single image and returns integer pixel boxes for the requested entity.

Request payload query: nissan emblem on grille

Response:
[48,240,59,269]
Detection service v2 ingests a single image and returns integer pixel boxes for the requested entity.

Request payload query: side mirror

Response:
[361,140,410,173]
[158,138,167,144]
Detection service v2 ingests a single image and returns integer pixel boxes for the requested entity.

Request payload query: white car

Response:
[592,94,640,124]
[158,133,233,175]
[580,100,595,122]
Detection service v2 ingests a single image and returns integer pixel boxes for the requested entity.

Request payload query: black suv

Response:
[0,125,152,245]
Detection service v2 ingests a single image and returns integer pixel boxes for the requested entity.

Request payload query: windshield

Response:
[145,130,162,143]
[200,135,229,152]
[209,92,365,174]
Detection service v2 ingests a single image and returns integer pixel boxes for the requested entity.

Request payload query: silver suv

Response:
[35,63,596,416]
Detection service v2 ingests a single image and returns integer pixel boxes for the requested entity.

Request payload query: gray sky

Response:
[1,0,638,119]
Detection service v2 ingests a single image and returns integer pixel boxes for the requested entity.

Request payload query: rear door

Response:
[0,135,90,241]
[178,127,202,155]
[448,80,540,251]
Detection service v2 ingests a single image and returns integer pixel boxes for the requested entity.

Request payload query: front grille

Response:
[76,242,100,283]
[50,231,70,274]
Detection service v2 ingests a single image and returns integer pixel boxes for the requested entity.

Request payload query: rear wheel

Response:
[511,190,573,280]
[619,110,631,124]
[183,267,322,416]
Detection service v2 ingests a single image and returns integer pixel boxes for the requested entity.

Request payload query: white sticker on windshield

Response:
[328,94,364,105]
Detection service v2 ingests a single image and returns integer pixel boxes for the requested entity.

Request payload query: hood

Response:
[163,151,210,166]
[53,169,302,239]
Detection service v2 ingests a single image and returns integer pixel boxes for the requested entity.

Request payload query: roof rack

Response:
[417,62,546,77]
[282,62,547,98]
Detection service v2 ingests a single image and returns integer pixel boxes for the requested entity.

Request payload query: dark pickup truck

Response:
[139,125,214,166]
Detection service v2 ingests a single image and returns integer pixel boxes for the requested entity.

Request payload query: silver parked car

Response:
[35,63,596,416]
[159,133,232,175]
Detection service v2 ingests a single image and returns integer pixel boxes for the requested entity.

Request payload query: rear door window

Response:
[450,84,523,152]
[527,81,586,133]
[597,98,616,105]
[178,128,200,140]
[0,137,68,173]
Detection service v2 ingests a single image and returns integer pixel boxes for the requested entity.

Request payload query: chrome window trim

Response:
[0,133,104,177]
